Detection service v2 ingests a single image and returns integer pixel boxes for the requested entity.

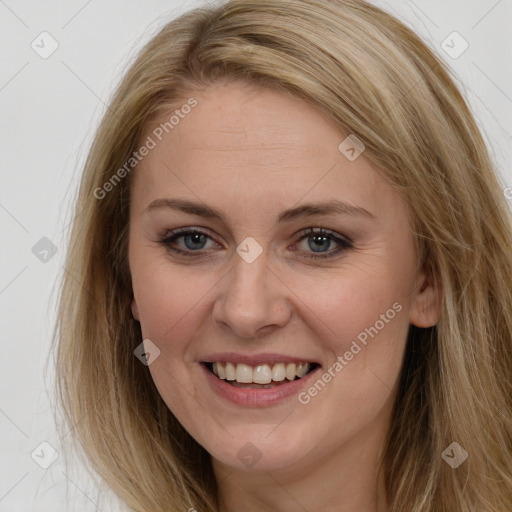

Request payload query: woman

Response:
[52,0,512,510]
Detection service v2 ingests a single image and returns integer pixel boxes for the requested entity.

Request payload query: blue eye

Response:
[160,228,215,256]
[159,227,353,260]
[294,227,353,259]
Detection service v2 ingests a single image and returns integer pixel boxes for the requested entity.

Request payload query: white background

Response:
[1,0,511,510]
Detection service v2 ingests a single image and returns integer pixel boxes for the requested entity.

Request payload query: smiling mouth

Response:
[204,361,320,389]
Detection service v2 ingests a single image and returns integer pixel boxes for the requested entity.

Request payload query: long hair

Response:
[51,1,512,510]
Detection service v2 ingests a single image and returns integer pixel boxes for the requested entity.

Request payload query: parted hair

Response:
[51,1,512,510]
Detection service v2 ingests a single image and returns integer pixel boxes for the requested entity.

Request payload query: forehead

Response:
[144,81,343,156]
[130,81,399,220]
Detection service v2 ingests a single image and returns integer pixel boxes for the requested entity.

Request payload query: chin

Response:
[205,426,316,472]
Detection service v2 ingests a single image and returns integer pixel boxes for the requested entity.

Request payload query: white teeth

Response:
[225,362,236,381]
[252,364,272,384]
[285,363,296,381]
[235,363,253,383]
[211,361,313,384]
[217,362,226,380]
[271,363,286,381]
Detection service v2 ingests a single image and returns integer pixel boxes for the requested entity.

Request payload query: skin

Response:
[128,80,441,512]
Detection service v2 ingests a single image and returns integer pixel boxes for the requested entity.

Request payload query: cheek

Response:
[289,261,411,405]
[292,260,410,342]
[131,262,217,429]
[134,269,203,341]
[289,271,410,448]
[132,257,225,369]
[133,248,413,357]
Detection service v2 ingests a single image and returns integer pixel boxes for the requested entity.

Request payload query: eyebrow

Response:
[144,198,375,223]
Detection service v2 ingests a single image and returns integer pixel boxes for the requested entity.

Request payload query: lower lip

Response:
[200,363,321,407]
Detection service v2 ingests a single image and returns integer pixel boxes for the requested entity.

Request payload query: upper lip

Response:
[200,352,320,366]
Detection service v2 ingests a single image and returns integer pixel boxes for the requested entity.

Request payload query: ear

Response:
[131,295,140,321]
[409,266,442,328]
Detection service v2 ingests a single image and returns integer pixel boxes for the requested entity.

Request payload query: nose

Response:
[212,250,292,339]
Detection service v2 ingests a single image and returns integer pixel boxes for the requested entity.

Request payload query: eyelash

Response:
[159,227,353,260]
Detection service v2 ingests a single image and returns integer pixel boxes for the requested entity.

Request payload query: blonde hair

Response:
[51,0,512,510]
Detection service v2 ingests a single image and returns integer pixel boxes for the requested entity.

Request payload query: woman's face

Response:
[128,80,439,473]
